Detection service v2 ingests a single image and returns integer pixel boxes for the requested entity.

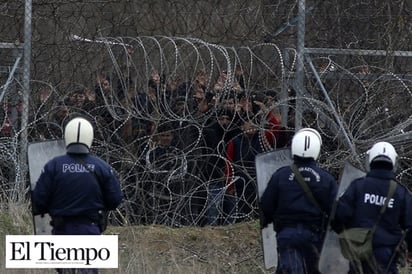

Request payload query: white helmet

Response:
[64,117,94,154]
[367,141,397,170]
[291,128,322,160]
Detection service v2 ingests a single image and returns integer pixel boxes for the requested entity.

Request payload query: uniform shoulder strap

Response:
[379,180,397,215]
[290,164,324,214]
[370,179,397,233]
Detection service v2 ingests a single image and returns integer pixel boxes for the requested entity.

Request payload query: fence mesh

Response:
[0,0,411,227]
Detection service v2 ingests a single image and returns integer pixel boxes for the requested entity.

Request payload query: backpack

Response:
[338,180,396,262]
[338,227,373,261]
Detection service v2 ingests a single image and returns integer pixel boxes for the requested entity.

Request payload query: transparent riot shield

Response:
[255,148,292,270]
[318,161,365,273]
[28,139,66,235]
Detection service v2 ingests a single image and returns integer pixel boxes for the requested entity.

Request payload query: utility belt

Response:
[51,215,99,228]
[51,211,108,232]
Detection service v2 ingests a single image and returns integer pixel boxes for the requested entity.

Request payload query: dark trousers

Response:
[57,269,98,274]
[53,221,101,274]
[276,225,323,274]
[348,246,398,274]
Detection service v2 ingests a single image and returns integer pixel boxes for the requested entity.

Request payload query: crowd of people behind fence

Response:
[1,66,293,227]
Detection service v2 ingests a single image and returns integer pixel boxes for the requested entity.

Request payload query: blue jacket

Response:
[334,168,412,247]
[260,157,338,231]
[33,153,123,218]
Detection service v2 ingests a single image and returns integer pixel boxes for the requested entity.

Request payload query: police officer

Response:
[333,142,412,274]
[32,116,123,273]
[260,128,338,274]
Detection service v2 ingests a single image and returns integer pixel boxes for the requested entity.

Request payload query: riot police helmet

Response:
[291,128,322,160]
[367,141,397,171]
[64,117,94,154]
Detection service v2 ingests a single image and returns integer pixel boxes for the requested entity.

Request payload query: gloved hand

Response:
[258,204,272,229]
[259,215,270,230]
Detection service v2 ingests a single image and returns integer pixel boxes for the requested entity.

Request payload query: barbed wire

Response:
[0,1,411,227]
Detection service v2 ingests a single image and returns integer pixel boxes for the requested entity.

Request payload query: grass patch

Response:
[107,221,265,274]
[1,203,411,273]
[0,203,267,274]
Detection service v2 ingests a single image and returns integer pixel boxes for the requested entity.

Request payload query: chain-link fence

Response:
[0,0,411,226]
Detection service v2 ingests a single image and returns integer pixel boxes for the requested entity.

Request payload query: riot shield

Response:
[28,139,66,235]
[255,148,292,270]
[318,161,365,273]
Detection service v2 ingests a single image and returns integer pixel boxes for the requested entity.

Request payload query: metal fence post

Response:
[19,0,32,199]
[295,0,306,130]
